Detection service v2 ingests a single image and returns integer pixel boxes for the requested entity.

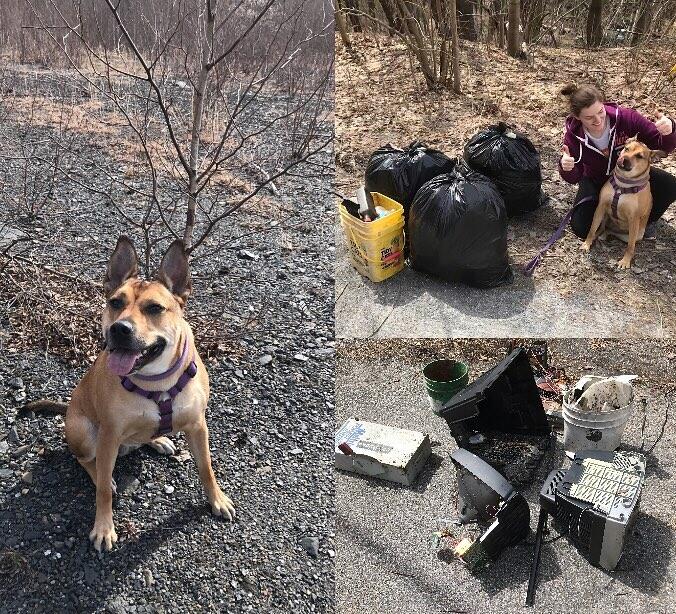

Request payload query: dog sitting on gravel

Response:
[25,237,235,551]
[581,137,666,269]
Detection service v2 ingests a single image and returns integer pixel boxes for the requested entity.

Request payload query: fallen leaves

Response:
[336,34,676,334]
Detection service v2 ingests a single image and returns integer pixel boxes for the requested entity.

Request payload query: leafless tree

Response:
[335,4,353,49]
[16,0,333,267]
[334,0,676,52]
[447,0,462,93]
[586,0,603,47]
[337,1,464,90]
[630,0,652,46]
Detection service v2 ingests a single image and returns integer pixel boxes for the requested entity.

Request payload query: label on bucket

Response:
[343,223,404,282]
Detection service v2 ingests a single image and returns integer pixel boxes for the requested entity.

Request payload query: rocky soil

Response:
[0,63,335,614]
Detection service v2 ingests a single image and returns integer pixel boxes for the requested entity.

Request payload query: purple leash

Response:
[523,196,595,276]
[119,340,197,438]
[524,174,647,276]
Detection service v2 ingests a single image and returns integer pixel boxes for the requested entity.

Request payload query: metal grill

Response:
[569,456,642,515]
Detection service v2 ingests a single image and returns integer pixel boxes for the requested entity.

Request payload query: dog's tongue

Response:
[107,350,141,376]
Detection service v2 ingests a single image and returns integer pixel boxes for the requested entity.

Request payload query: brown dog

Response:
[581,137,666,269]
[26,236,235,551]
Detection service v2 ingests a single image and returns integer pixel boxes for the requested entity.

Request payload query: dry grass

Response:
[0,257,245,364]
[1,89,260,192]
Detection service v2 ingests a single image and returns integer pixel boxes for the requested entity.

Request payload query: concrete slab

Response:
[335,216,673,339]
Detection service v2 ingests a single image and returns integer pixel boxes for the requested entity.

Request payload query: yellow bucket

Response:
[338,192,405,282]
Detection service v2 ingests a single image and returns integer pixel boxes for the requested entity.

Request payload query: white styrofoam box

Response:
[335,417,432,486]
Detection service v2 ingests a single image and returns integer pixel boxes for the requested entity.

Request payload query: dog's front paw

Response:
[89,518,118,552]
[617,256,632,269]
[147,436,176,456]
[209,490,236,521]
[579,240,592,252]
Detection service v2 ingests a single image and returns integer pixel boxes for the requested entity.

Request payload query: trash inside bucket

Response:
[423,360,469,413]
[339,191,405,283]
[562,376,636,453]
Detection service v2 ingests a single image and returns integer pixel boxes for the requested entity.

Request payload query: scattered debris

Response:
[439,348,550,449]
[467,433,551,485]
[437,348,551,484]
[441,448,530,571]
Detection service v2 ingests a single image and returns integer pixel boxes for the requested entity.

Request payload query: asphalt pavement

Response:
[335,338,676,614]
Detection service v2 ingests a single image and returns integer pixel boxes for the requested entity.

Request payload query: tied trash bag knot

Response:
[364,141,455,220]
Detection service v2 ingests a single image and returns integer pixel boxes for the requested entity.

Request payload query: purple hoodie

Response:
[558,103,676,186]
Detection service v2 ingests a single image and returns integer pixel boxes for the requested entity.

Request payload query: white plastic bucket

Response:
[562,376,634,453]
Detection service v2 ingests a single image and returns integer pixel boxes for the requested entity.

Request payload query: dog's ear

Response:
[626,135,638,144]
[155,239,192,305]
[104,236,138,297]
[650,149,667,163]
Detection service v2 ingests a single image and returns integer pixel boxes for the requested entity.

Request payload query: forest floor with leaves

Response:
[335,35,676,338]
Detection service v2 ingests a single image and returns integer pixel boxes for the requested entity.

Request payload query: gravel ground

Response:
[335,339,676,614]
[0,66,335,613]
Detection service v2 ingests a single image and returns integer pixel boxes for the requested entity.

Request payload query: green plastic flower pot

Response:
[423,359,469,414]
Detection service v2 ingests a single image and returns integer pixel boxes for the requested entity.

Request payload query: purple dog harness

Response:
[119,340,197,438]
[524,172,649,276]
[609,174,648,219]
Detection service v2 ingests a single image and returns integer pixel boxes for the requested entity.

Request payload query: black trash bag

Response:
[464,122,546,216]
[364,141,454,216]
[408,159,513,288]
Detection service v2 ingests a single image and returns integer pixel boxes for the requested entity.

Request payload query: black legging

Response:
[570,167,676,239]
